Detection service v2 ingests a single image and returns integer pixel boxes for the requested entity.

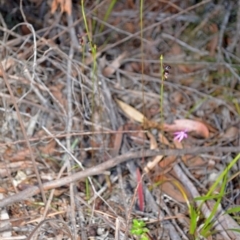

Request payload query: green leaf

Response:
[131,228,143,235]
[227,228,240,233]
[132,219,146,228]
[225,206,240,214]
[141,234,149,240]
[195,193,224,201]
[189,204,198,234]
[142,228,149,233]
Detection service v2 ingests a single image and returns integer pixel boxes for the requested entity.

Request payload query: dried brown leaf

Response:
[170,43,182,55]
[0,187,7,194]
[154,175,190,203]
[158,132,171,146]
[0,161,32,177]
[144,132,164,173]
[51,0,62,13]
[147,131,158,149]
[5,148,31,162]
[38,140,56,155]
[159,156,176,169]
[220,126,239,140]
[185,155,207,167]
[49,84,67,108]
[116,99,146,123]
[51,0,72,15]
[124,123,147,145]
[0,58,15,77]
[103,52,127,77]
[170,91,184,104]
[207,24,218,57]
[111,126,123,157]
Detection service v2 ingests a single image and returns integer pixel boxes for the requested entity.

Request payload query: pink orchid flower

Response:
[174,130,188,142]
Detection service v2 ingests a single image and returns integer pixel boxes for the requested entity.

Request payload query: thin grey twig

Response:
[66,13,76,236]
[102,0,212,53]
[227,0,240,52]
[0,63,46,204]
[20,0,27,23]
[221,48,240,83]
[217,2,232,62]
[27,219,73,240]
[161,33,208,56]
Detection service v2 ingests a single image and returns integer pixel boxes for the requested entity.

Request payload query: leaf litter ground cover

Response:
[0,0,240,239]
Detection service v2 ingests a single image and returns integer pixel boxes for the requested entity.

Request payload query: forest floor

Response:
[0,0,240,239]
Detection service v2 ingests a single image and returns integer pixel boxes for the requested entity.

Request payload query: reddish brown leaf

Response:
[136,168,144,211]
[164,119,209,138]
[38,140,56,155]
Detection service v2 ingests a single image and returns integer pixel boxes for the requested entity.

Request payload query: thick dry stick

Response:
[0,146,240,208]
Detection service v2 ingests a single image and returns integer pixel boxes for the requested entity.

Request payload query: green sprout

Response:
[130,219,149,240]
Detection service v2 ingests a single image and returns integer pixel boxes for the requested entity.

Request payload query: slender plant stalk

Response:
[159,55,164,125]
[81,0,98,200]
[81,0,98,127]
[140,0,145,119]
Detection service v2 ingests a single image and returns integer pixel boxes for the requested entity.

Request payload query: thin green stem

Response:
[81,1,99,200]
[100,0,117,32]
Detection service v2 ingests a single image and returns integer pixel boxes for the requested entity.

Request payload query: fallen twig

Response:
[0,146,240,208]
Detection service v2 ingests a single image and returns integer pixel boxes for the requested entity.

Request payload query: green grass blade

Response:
[99,0,117,32]
[225,206,240,214]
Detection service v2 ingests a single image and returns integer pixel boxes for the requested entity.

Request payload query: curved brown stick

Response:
[0,146,239,208]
